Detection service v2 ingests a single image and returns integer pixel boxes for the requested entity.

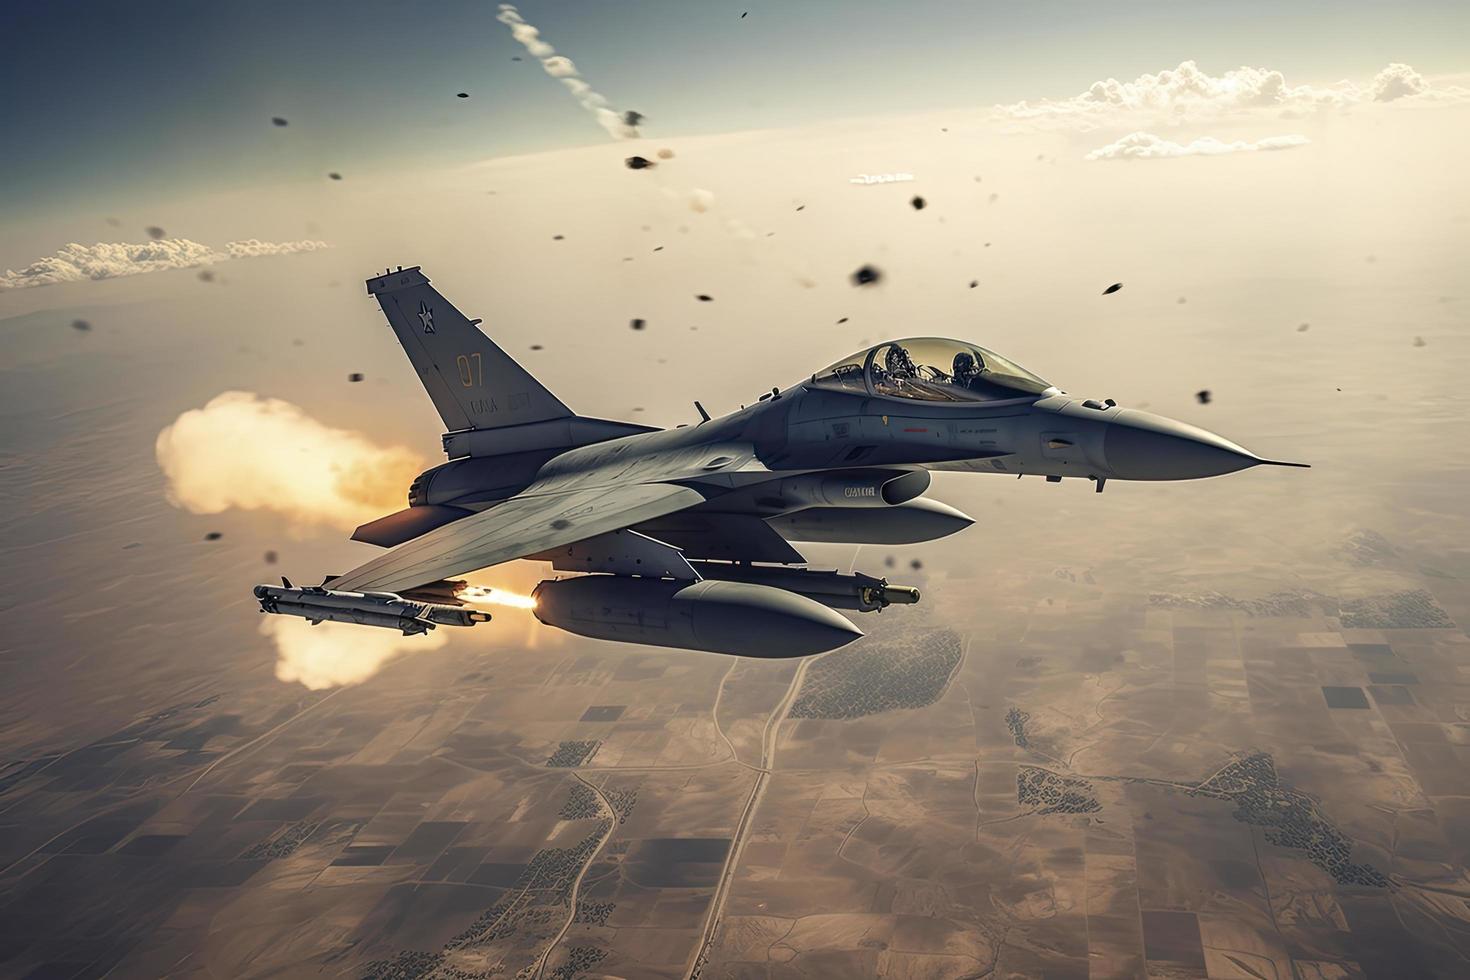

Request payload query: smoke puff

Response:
[688,188,715,212]
[263,617,447,690]
[541,55,577,78]
[155,391,424,534]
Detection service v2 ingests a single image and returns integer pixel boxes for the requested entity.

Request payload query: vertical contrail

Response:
[496,3,641,140]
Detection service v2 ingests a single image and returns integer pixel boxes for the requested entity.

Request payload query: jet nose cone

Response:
[1104,409,1261,481]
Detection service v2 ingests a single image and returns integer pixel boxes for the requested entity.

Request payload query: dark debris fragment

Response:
[910,196,926,210]
[630,318,646,331]
[271,117,288,127]
[71,319,91,331]
[696,294,712,302]
[1102,283,1122,295]
[328,172,342,180]
[348,373,364,383]
[264,550,278,564]
[624,156,655,170]
[622,110,644,127]
[851,265,882,286]
[204,531,223,541]
[146,226,166,240]
[1196,390,1212,404]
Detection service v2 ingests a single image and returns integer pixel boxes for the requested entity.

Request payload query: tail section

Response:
[366,267,571,432]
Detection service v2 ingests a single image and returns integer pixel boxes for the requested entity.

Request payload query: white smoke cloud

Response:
[1086,132,1310,161]
[155,391,424,534]
[496,3,640,139]
[0,238,329,291]
[263,616,447,690]
[994,60,1468,129]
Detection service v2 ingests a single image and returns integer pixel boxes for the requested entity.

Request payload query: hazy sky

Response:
[4,0,1468,222]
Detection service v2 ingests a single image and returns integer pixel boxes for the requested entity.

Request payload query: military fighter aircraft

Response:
[254,266,1306,657]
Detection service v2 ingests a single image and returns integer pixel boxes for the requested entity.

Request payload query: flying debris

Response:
[696,294,713,302]
[796,205,805,211]
[910,196,927,210]
[1298,322,1310,332]
[969,280,978,289]
[249,265,1308,658]
[851,264,882,286]
[328,172,342,180]
[70,319,91,331]
[271,117,288,127]
[530,344,544,351]
[837,317,849,324]
[910,558,924,570]
[625,156,655,170]
[204,531,223,541]
[264,550,278,564]
[348,373,365,383]
[254,582,490,636]
[630,318,646,330]
[1102,283,1123,295]
[456,92,469,98]
[623,110,644,127]
[198,270,215,282]
[552,234,564,240]
[146,226,166,240]
[1196,390,1212,404]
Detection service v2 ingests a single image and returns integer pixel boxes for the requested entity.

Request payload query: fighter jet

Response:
[253,266,1305,657]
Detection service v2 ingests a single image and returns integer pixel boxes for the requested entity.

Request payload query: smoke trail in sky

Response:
[496,4,641,139]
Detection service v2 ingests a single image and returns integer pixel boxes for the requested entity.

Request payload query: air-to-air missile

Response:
[253,580,491,636]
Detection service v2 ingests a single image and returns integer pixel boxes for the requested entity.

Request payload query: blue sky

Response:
[3,0,1467,222]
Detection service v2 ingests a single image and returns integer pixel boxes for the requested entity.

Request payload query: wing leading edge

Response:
[328,483,706,594]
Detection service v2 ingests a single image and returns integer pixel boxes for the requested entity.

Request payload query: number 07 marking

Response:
[456,352,482,387]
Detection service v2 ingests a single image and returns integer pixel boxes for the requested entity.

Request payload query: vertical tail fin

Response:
[366,267,571,432]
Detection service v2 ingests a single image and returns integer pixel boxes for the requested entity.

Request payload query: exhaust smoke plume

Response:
[496,4,641,139]
[263,616,447,690]
[155,391,424,533]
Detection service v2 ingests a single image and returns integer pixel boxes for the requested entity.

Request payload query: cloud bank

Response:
[1086,132,1310,161]
[155,391,424,534]
[496,3,640,139]
[0,238,329,291]
[995,61,1468,129]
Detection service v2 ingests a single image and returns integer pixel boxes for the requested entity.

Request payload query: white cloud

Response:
[1370,63,1429,102]
[995,60,1468,129]
[222,238,329,259]
[155,391,424,534]
[1086,131,1310,161]
[0,237,329,291]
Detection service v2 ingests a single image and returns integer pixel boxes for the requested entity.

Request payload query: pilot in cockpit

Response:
[884,344,918,379]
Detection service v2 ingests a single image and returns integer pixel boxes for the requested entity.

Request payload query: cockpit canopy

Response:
[810,337,1053,403]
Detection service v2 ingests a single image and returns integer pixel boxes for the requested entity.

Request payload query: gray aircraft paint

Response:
[255,267,1307,656]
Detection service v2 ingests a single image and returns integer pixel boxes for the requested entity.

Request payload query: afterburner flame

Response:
[458,585,538,610]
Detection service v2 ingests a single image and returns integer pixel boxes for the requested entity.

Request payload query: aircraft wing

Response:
[327,483,706,594]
